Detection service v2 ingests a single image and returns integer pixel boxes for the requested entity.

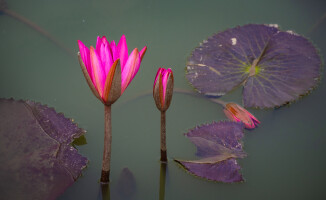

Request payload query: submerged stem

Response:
[160,111,167,162]
[101,105,112,183]
[159,163,167,200]
[308,12,326,34]
[1,7,73,56]
[100,183,111,199]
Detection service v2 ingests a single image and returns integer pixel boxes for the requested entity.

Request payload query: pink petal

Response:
[101,36,108,42]
[99,38,113,75]
[130,52,142,82]
[252,117,260,125]
[162,69,170,102]
[153,68,163,90]
[248,112,260,125]
[139,46,147,61]
[77,40,92,80]
[121,48,140,93]
[223,109,241,123]
[236,104,260,128]
[95,37,105,70]
[110,40,119,62]
[95,36,103,52]
[117,35,129,71]
[90,46,106,97]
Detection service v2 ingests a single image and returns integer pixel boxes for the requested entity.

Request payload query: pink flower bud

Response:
[153,68,174,112]
[223,103,260,129]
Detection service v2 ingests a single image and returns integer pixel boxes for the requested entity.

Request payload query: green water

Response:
[1,0,326,199]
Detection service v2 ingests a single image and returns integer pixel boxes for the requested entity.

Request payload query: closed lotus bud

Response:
[153,68,174,112]
[223,102,260,129]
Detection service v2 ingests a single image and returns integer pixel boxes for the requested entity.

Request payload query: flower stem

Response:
[209,98,226,107]
[101,104,112,183]
[160,111,167,162]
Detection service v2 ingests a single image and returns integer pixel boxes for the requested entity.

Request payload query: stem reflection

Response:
[159,163,167,200]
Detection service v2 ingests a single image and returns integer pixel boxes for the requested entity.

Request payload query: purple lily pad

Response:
[186,24,322,108]
[0,98,88,200]
[175,121,246,183]
[176,158,243,183]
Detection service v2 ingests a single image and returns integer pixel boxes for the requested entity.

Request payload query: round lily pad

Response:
[186,24,322,108]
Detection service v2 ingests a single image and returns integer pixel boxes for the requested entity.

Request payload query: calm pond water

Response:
[1,0,326,199]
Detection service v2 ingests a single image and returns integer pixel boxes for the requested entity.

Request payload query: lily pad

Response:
[175,121,246,183]
[186,24,322,108]
[0,98,88,200]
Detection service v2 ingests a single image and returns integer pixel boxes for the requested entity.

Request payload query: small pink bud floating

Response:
[223,102,260,129]
[153,68,174,162]
[77,35,147,183]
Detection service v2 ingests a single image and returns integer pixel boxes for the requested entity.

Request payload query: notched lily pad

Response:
[186,24,322,108]
[175,121,246,183]
[0,98,88,200]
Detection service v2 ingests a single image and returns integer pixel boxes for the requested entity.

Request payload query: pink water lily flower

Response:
[153,68,174,112]
[78,35,147,105]
[223,102,260,129]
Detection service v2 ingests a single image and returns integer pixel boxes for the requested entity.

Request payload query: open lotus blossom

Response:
[153,68,174,112]
[78,35,147,105]
[223,102,260,129]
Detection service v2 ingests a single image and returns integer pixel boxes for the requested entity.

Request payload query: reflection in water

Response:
[0,0,7,10]
[0,0,73,56]
[114,168,137,200]
[308,12,326,34]
[72,135,88,147]
[100,184,111,200]
[99,168,136,200]
[159,163,167,200]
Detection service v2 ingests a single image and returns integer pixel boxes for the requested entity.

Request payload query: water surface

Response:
[1,0,326,199]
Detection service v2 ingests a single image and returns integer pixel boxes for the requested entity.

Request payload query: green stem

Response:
[101,105,112,183]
